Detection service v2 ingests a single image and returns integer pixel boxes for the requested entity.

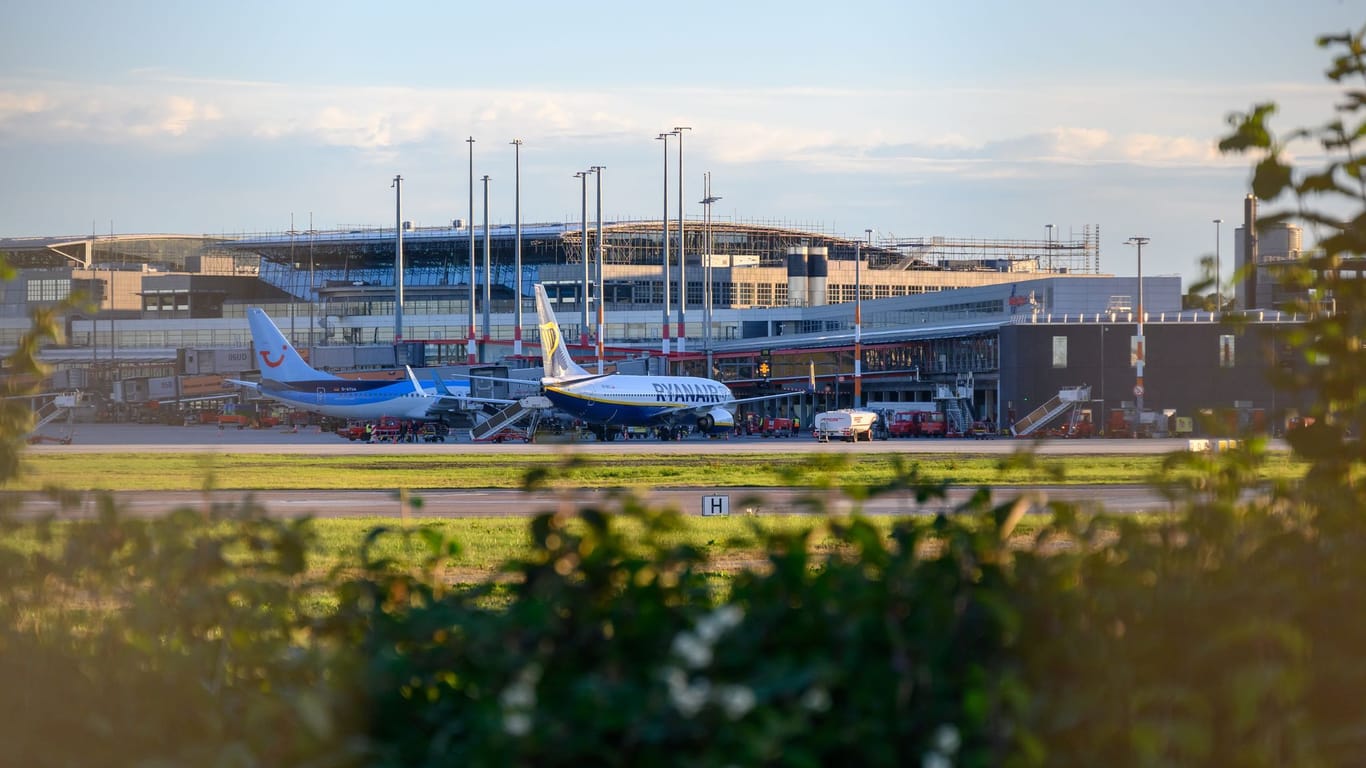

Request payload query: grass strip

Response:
[11,451,1307,492]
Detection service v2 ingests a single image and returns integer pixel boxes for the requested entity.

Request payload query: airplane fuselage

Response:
[543,374,733,427]
[257,378,457,421]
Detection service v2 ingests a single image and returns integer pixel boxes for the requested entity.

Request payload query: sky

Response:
[1,0,1362,287]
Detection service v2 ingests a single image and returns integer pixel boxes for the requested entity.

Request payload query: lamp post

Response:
[591,165,605,374]
[289,212,297,342]
[465,136,476,365]
[656,132,672,357]
[481,174,491,360]
[673,126,691,353]
[576,169,590,351]
[511,139,523,357]
[1213,218,1223,313]
[700,174,721,377]
[1125,236,1150,424]
[391,176,404,343]
[854,238,863,409]
[307,212,316,349]
[1045,223,1054,272]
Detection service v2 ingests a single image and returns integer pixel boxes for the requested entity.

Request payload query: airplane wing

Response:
[224,378,260,391]
[651,390,797,422]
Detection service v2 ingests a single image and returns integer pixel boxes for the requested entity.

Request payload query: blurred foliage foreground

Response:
[10,29,1366,768]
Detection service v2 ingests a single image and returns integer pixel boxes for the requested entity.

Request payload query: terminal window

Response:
[26,278,70,302]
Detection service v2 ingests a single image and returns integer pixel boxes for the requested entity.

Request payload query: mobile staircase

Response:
[935,374,977,437]
[468,395,552,441]
[1010,385,1092,437]
[24,391,82,444]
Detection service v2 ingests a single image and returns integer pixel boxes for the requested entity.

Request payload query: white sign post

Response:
[701,495,730,517]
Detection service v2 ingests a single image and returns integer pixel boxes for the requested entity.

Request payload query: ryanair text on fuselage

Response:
[654,381,729,403]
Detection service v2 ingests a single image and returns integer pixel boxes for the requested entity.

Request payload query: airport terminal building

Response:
[0,218,1310,434]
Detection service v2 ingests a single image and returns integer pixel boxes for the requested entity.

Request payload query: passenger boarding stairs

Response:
[468,395,552,441]
[1011,385,1092,437]
[29,391,80,432]
[934,374,976,436]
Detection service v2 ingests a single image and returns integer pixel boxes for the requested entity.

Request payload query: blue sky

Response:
[1,1,1361,285]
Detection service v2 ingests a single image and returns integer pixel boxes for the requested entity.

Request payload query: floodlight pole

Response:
[1126,236,1150,421]
[591,165,606,374]
[512,139,524,357]
[1213,218,1223,313]
[656,132,672,357]
[481,174,491,361]
[674,126,691,352]
[391,175,404,343]
[576,170,590,351]
[854,239,862,408]
[466,136,477,365]
[700,173,722,377]
[308,211,315,349]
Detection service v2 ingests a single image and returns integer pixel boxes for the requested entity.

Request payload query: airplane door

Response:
[316,387,325,405]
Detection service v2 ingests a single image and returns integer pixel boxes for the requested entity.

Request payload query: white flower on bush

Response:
[921,723,961,768]
[503,712,532,737]
[499,663,542,737]
[662,605,751,718]
[715,684,756,720]
[671,631,713,669]
[665,666,711,717]
[933,724,960,755]
[695,604,744,644]
[921,753,951,768]
[672,604,744,669]
[800,686,831,713]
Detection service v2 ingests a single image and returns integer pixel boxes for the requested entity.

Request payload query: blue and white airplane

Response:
[228,307,507,422]
[534,283,787,439]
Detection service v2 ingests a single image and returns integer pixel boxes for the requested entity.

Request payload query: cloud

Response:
[0,73,1262,189]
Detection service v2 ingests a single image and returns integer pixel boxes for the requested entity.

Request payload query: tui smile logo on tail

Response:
[260,346,287,368]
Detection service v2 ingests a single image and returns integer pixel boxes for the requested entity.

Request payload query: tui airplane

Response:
[533,283,788,439]
[227,307,508,422]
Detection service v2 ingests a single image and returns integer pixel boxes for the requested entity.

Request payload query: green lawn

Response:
[9,450,1307,492]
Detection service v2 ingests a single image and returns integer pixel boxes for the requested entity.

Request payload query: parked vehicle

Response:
[368,416,404,442]
[911,411,947,438]
[417,423,449,443]
[813,409,879,442]
[760,416,795,437]
[887,411,919,438]
[337,420,368,441]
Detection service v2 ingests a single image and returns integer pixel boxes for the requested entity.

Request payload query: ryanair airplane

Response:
[228,308,507,422]
[534,284,784,438]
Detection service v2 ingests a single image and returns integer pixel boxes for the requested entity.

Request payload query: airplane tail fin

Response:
[247,308,338,381]
[534,284,591,381]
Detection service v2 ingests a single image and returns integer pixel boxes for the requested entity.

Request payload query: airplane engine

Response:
[696,407,735,435]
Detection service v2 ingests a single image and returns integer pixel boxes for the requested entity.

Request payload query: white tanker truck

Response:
[812,409,881,442]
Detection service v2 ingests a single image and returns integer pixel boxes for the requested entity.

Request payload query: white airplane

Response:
[228,307,509,422]
[533,283,788,439]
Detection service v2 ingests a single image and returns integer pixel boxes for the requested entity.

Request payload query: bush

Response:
[6,24,1366,767]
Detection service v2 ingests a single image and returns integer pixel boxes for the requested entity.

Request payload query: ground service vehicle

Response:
[887,411,919,438]
[760,416,795,437]
[911,411,947,437]
[813,409,879,442]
